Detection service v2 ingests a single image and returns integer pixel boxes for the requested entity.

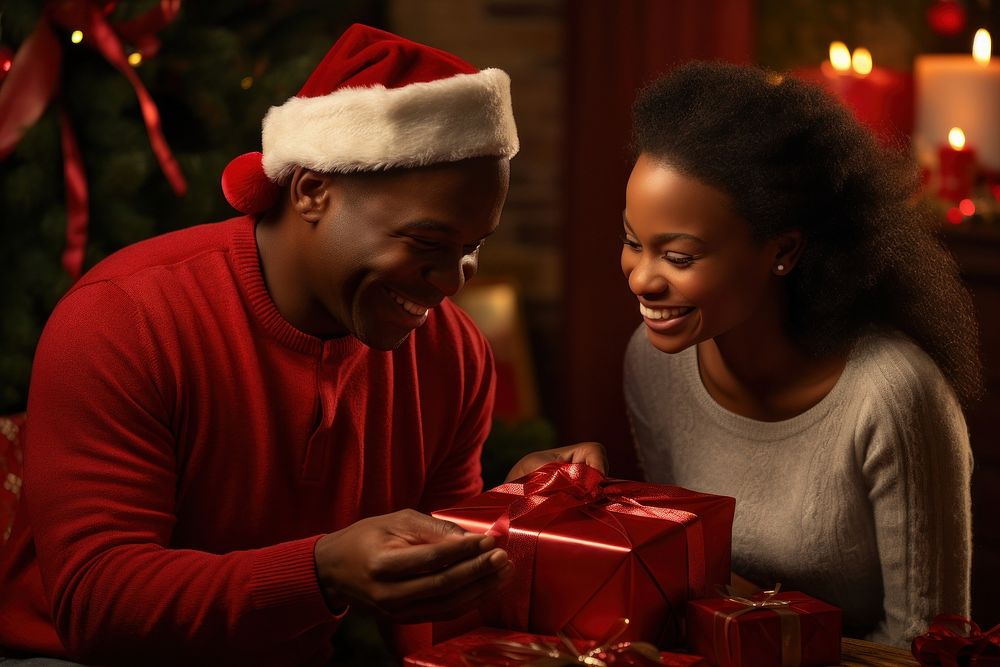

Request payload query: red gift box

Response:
[404,624,710,666]
[685,588,841,667]
[911,614,1000,667]
[432,462,735,646]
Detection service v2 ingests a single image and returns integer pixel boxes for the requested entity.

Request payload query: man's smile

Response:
[385,287,432,317]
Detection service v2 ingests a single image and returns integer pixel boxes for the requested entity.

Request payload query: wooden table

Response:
[840,637,919,666]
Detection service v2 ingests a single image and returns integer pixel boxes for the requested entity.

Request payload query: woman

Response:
[621,62,979,647]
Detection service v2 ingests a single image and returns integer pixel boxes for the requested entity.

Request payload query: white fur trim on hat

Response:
[261,68,518,181]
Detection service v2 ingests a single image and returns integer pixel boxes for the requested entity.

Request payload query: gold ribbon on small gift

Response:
[462,618,666,666]
[712,584,801,667]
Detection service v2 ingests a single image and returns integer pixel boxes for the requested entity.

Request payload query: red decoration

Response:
[927,0,967,37]
[404,625,709,667]
[432,463,735,646]
[686,589,842,667]
[0,45,13,85]
[220,152,279,215]
[911,614,1000,666]
[0,0,185,280]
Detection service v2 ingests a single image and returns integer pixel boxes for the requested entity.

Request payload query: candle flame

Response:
[852,47,873,76]
[949,127,967,150]
[829,41,851,72]
[973,29,991,65]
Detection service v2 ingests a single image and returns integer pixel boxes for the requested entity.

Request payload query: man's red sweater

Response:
[0,218,494,665]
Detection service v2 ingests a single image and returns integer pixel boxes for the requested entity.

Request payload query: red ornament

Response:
[0,45,13,85]
[927,0,967,37]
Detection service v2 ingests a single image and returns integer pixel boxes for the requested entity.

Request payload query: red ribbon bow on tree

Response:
[912,614,1000,667]
[0,0,185,279]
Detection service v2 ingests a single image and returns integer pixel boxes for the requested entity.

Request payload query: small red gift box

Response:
[911,614,1000,666]
[432,462,735,646]
[404,625,710,666]
[685,588,841,667]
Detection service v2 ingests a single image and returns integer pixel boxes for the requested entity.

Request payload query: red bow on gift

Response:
[463,618,674,667]
[483,463,707,633]
[912,614,1000,667]
[0,0,185,279]
[712,584,803,667]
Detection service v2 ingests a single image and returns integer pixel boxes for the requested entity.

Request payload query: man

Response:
[0,24,603,665]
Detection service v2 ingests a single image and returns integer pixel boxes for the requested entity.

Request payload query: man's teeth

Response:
[390,291,429,317]
[639,304,692,321]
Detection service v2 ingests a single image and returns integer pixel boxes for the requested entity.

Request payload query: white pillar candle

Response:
[915,54,1000,171]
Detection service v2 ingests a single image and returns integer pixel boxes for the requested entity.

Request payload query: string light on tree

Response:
[127,51,142,67]
[70,30,83,44]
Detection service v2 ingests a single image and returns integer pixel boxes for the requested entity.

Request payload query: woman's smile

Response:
[639,303,696,333]
[638,303,694,321]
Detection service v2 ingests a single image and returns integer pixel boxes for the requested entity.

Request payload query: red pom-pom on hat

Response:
[221,152,279,215]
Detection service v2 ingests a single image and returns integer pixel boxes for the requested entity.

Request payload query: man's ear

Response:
[288,167,332,223]
[771,229,805,275]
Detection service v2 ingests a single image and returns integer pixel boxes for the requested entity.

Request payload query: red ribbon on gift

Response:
[477,463,707,633]
[912,614,1000,667]
[712,585,802,667]
[0,0,185,279]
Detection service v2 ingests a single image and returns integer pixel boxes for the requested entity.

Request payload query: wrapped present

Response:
[685,585,841,667]
[432,462,735,645]
[911,614,1000,667]
[404,620,710,666]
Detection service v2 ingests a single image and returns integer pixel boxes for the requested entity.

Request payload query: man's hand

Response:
[313,509,511,623]
[503,441,607,482]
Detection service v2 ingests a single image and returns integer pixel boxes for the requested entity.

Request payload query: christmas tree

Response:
[0,0,384,414]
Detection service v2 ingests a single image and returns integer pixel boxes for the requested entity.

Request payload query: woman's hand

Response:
[503,441,607,482]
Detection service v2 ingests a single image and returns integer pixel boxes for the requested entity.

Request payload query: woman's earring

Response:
[776,264,785,273]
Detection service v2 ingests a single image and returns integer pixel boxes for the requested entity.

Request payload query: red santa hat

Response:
[221,24,519,215]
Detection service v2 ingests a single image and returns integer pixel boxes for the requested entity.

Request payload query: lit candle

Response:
[830,41,852,73]
[915,28,1000,173]
[794,42,913,144]
[938,127,977,201]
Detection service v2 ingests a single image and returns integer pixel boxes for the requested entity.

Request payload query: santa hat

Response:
[221,24,519,215]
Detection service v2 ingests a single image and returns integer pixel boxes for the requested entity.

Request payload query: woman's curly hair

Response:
[632,61,982,405]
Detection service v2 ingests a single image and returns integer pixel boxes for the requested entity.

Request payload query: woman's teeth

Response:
[389,290,429,317]
[639,304,693,321]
